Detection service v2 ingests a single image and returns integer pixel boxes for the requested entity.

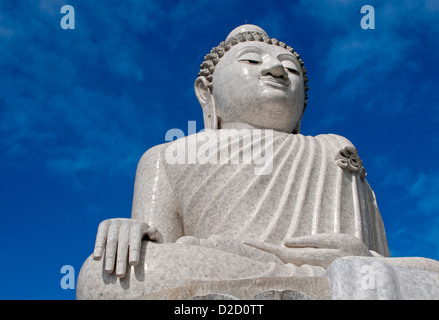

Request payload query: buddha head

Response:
[195,24,309,133]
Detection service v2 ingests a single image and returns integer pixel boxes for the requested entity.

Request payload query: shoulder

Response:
[314,133,368,180]
[135,134,197,176]
[313,133,357,155]
[136,141,175,173]
[314,133,355,147]
[139,141,171,161]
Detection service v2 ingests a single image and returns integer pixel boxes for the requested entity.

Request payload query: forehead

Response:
[220,41,299,64]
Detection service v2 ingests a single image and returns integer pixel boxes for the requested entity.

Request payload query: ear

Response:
[195,76,218,130]
[292,121,301,134]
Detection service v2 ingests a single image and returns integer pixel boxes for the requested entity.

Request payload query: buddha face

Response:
[211,41,305,132]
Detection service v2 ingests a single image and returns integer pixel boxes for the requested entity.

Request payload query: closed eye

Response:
[281,59,301,76]
[238,52,262,65]
[239,59,261,65]
[285,67,300,75]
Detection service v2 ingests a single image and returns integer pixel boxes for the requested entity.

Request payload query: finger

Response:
[284,233,346,249]
[283,235,329,249]
[243,240,284,256]
[288,248,343,268]
[146,226,164,243]
[116,221,131,278]
[244,240,302,264]
[129,222,150,266]
[105,220,122,273]
[93,220,111,260]
[244,240,340,267]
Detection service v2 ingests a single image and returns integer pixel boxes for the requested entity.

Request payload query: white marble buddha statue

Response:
[76,25,438,299]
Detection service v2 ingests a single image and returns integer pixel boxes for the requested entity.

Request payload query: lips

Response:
[259,76,289,88]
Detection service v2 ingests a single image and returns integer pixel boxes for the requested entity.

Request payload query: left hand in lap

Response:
[244,233,372,268]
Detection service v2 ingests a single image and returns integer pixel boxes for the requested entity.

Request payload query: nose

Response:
[261,55,288,80]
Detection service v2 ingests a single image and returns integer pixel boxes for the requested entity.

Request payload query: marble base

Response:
[77,256,439,300]
[325,257,439,300]
[142,277,331,300]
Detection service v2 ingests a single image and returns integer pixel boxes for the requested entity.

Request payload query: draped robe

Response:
[144,129,389,257]
[77,130,439,300]
[77,129,394,299]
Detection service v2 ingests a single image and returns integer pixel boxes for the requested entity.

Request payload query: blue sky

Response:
[0,0,438,299]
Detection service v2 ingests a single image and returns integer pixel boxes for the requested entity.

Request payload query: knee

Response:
[76,243,150,299]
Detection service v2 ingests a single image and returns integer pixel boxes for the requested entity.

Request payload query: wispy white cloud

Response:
[368,152,439,259]
[409,173,439,214]
[388,221,439,259]
[287,0,439,122]
[0,1,175,182]
[371,153,439,214]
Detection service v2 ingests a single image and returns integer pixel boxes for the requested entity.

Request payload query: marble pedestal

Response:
[77,254,439,300]
[141,277,330,300]
[325,257,439,300]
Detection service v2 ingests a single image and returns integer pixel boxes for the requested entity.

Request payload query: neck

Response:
[220,122,260,130]
[220,121,292,133]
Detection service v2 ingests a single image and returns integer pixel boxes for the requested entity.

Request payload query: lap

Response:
[76,240,282,299]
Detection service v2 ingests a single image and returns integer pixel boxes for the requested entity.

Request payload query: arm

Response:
[93,143,184,278]
[131,143,183,242]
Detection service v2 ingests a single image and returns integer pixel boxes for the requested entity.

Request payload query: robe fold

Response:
[159,129,389,257]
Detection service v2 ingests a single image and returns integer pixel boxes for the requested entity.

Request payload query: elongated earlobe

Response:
[195,76,218,130]
[292,122,300,134]
[292,102,307,134]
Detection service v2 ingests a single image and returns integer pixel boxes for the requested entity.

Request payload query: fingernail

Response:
[105,258,114,272]
[129,251,138,265]
[116,262,126,278]
[93,247,103,259]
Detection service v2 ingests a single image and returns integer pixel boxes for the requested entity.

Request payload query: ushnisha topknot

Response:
[198,30,309,108]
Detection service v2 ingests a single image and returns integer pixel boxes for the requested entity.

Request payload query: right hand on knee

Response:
[92,218,163,278]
